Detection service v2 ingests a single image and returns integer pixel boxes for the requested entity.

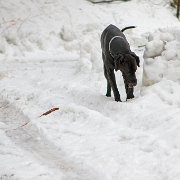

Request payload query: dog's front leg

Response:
[123,79,134,100]
[104,65,111,97]
[127,87,134,100]
[107,69,121,102]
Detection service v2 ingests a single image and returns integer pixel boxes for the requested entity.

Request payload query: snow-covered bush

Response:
[143,28,180,86]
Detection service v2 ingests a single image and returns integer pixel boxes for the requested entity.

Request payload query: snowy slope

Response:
[1,0,180,180]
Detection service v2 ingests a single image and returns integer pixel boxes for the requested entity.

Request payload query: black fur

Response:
[101,24,140,102]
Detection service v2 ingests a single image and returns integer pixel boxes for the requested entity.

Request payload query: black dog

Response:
[101,24,140,102]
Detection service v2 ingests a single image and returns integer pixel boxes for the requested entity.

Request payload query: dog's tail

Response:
[121,26,136,32]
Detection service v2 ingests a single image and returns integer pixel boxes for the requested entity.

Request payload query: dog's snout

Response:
[128,82,137,88]
[127,74,137,87]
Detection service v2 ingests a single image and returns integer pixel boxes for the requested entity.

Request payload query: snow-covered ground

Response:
[1,0,180,179]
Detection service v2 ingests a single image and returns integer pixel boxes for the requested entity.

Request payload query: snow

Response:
[1,0,180,180]
[143,27,180,86]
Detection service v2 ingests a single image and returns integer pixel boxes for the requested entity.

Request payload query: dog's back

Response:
[101,24,130,56]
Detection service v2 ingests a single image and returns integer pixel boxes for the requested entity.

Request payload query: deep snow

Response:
[1,0,180,180]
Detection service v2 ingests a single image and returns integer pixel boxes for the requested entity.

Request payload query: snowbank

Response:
[0,0,105,72]
[143,27,180,86]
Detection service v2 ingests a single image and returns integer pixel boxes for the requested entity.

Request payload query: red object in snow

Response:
[39,107,59,117]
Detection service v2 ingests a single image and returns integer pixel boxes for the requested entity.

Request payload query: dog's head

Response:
[114,53,140,88]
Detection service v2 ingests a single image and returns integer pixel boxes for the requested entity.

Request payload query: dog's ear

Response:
[114,54,124,71]
[130,52,140,67]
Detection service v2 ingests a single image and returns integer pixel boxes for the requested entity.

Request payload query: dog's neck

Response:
[109,36,125,58]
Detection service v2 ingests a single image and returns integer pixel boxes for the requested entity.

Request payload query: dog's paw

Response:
[127,94,134,99]
[115,97,121,102]
[106,93,111,97]
[116,99,122,102]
